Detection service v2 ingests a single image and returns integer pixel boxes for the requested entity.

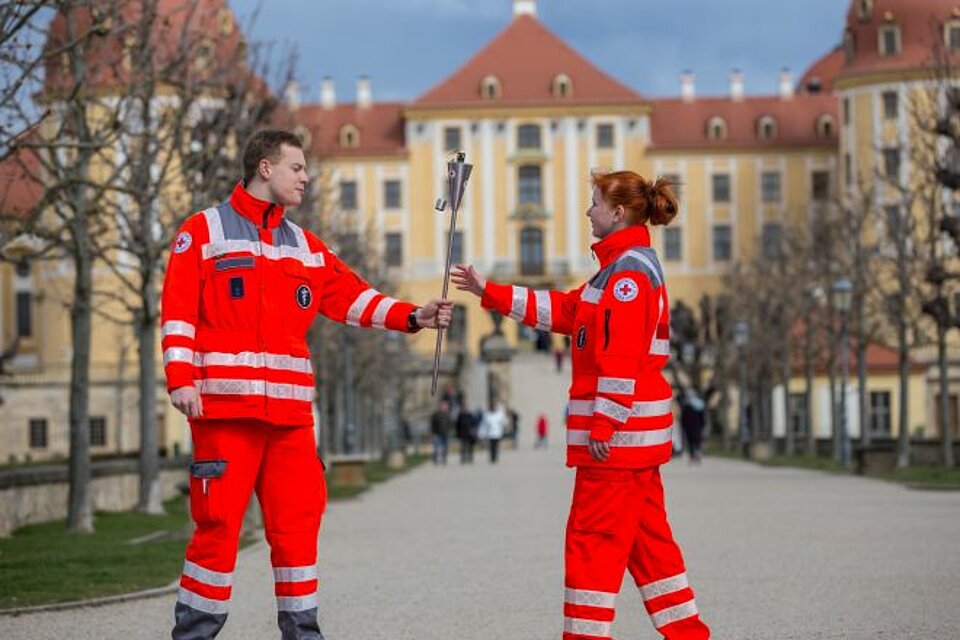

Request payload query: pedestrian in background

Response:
[535,413,549,449]
[509,408,520,448]
[452,170,710,638]
[456,403,478,464]
[479,403,507,464]
[679,388,706,464]
[430,400,453,465]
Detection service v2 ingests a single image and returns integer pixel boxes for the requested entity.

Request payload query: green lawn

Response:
[0,497,191,609]
[0,453,431,609]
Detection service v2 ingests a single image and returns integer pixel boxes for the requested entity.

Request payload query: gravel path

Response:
[3,353,959,639]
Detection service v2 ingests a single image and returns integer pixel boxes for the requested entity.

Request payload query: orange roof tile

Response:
[0,149,42,219]
[413,15,643,109]
[798,46,845,95]
[292,103,406,159]
[649,94,839,151]
[838,0,960,82]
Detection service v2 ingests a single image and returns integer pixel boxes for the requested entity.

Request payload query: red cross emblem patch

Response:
[612,277,638,302]
[173,231,192,254]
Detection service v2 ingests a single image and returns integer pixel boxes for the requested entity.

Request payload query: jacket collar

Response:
[229,181,285,229]
[591,225,651,268]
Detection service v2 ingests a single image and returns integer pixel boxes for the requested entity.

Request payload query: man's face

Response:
[264,143,308,207]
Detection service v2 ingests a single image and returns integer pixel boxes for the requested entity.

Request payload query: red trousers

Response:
[563,467,709,640]
[173,420,326,639]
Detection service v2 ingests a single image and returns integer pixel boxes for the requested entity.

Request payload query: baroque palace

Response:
[0,0,954,461]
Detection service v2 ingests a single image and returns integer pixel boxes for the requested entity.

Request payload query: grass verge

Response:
[1,453,430,609]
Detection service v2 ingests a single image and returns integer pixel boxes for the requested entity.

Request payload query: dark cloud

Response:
[230,0,847,101]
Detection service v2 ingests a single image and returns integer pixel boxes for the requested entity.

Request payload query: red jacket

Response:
[161,183,418,426]
[482,225,673,468]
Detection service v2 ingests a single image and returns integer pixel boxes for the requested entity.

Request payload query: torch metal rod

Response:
[431,206,460,395]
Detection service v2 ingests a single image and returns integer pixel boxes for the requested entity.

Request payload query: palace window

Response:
[384,179,402,209]
[552,74,572,99]
[712,173,731,203]
[664,227,682,262]
[596,123,615,149]
[384,232,402,267]
[29,419,48,449]
[90,417,107,447]
[518,165,542,206]
[858,0,873,21]
[869,391,892,436]
[443,126,461,152]
[517,124,542,150]
[712,225,732,261]
[16,291,32,338]
[339,124,359,149]
[882,91,898,120]
[340,180,357,210]
[762,222,783,259]
[817,114,835,138]
[520,226,545,275]
[761,171,782,203]
[879,25,901,57]
[480,75,501,100]
[946,21,960,53]
[883,147,901,180]
[812,170,831,201]
[706,117,727,141]
[662,173,682,203]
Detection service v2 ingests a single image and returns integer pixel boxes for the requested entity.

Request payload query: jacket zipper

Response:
[262,203,275,229]
[603,309,611,350]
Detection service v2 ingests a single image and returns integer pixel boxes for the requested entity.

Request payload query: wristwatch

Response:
[406,308,422,333]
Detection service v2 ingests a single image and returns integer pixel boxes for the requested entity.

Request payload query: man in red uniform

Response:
[162,129,451,640]
[453,170,709,639]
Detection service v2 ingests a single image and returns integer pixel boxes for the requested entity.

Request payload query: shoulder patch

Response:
[612,277,639,302]
[173,231,192,254]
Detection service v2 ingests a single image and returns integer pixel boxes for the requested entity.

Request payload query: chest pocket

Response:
[202,255,257,329]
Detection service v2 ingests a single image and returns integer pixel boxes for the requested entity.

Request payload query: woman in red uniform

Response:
[452,170,709,640]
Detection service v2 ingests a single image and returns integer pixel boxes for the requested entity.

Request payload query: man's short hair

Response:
[242,129,303,184]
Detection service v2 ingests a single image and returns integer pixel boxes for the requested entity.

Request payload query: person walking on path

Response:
[161,129,452,640]
[479,403,507,464]
[430,400,453,465]
[536,413,549,449]
[678,388,706,464]
[452,170,710,639]
[456,404,478,464]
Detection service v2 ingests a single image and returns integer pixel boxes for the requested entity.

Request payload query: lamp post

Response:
[832,278,853,467]
[733,320,749,457]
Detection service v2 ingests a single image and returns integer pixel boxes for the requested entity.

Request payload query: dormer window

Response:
[844,30,856,64]
[294,125,312,150]
[480,75,502,100]
[757,116,778,140]
[340,124,360,149]
[858,0,873,21]
[706,117,727,141]
[879,24,901,57]
[552,74,572,99]
[218,8,234,35]
[817,114,836,139]
[945,20,960,53]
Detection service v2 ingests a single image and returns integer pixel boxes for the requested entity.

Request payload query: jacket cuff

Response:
[385,301,418,332]
[589,422,615,443]
[165,366,195,393]
[480,280,510,314]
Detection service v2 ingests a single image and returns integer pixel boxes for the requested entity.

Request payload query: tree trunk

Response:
[896,316,911,469]
[137,274,163,514]
[67,216,94,534]
[804,319,816,457]
[782,335,794,456]
[856,312,869,450]
[828,333,840,464]
[938,320,955,468]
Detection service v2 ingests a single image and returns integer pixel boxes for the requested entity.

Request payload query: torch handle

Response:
[431,207,460,395]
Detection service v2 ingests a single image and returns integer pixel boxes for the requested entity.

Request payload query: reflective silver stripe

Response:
[177,586,229,615]
[597,377,635,395]
[201,240,325,267]
[567,427,673,447]
[195,351,312,374]
[594,397,631,424]
[650,339,670,356]
[569,398,673,419]
[568,400,595,417]
[641,573,689,602]
[164,347,195,367]
[581,286,603,304]
[289,221,310,252]
[273,565,318,583]
[510,285,528,322]
[197,379,315,402]
[534,290,552,331]
[162,320,196,339]
[624,249,662,286]
[371,297,398,329]
[563,617,612,638]
[650,599,698,629]
[633,398,674,417]
[346,288,380,326]
[202,207,224,243]
[183,560,233,587]
[564,587,617,609]
[276,591,318,612]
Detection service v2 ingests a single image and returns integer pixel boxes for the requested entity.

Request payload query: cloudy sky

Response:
[229,0,848,102]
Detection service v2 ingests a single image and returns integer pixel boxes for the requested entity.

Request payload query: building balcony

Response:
[509,203,551,221]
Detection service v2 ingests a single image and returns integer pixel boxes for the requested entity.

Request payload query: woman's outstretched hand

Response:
[451,264,486,298]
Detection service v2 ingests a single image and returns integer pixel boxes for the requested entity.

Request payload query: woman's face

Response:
[586,185,622,239]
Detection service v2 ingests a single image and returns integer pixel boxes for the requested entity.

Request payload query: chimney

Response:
[320,76,336,110]
[357,75,372,109]
[284,80,300,111]
[729,69,744,102]
[680,70,695,103]
[779,68,794,100]
[514,0,536,18]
